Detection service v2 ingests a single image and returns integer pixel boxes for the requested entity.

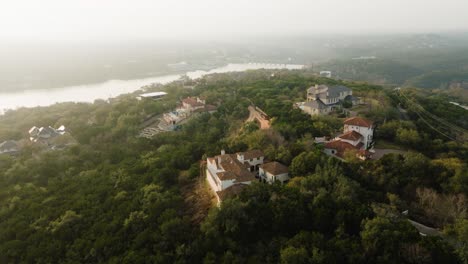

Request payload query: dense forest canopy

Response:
[0,70,467,263]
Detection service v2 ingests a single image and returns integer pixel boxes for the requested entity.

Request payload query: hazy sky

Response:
[1,0,468,42]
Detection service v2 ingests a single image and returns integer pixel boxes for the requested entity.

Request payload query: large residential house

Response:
[28,125,68,146]
[161,97,217,129]
[0,140,19,155]
[323,117,374,160]
[302,84,356,116]
[342,117,374,148]
[181,97,206,112]
[206,150,289,204]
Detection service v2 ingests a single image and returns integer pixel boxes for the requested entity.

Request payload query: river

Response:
[0,63,304,113]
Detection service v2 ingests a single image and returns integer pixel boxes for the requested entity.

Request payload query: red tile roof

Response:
[324,140,358,158]
[344,117,373,127]
[182,97,204,107]
[213,154,255,182]
[325,140,371,160]
[237,150,264,160]
[338,130,363,141]
[216,184,247,201]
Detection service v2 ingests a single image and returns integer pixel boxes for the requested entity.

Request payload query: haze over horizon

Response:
[2,0,468,43]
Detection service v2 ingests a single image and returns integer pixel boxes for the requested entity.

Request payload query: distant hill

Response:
[405,70,468,89]
[315,59,423,85]
[316,45,468,89]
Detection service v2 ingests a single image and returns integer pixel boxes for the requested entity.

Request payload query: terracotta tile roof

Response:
[216,171,238,181]
[338,130,363,141]
[260,161,289,175]
[344,117,373,127]
[216,184,247,201]
[214,154,255,182]
[237,149,264,160]
[324,140,357,158]
[182,97,204,107]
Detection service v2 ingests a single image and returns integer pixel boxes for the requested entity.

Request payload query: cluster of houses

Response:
[297,84,360,116]
[29,125,66,142]
[322,117,374,160]
[204,116,375,204]
[161,96,216,129]
[139,96,217,138]
[28,125,75,149]
[205,150,289,204]
[0,125,72,156]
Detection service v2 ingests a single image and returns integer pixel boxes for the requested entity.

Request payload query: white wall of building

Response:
[206,169,222,192]
[344,125,374,148]
[259,168,289,184]
[337,138,360,147]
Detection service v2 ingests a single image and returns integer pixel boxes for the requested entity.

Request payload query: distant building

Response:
[36,126,60,140]
[179,97,217,114]
[307,84,352,104]
[137,91,167,100]
[0,140,19,155]
[28,125,68,145]
[319,71,332,78]
[300,84,357,116]
[163,111,186,126]
[181,97,206,112]
[302,99,330,116]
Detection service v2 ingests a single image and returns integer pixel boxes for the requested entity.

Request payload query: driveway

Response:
[371,148,407,159]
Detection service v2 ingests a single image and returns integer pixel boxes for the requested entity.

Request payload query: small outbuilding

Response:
[259,161,290,184]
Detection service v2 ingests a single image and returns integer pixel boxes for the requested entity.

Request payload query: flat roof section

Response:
[139,92,168,98]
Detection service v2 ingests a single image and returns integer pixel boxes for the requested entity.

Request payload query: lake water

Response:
[0,63,303,113]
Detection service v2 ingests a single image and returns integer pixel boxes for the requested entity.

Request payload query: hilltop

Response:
[0,69,466,263]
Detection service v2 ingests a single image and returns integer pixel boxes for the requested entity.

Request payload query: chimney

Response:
[221,149,225,155]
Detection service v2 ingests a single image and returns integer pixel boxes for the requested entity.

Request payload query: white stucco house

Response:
[259,161,290,184]
[206,150,264,204]
[323,117,374,160]
[342,117,374,149]
[205,149,290,204]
